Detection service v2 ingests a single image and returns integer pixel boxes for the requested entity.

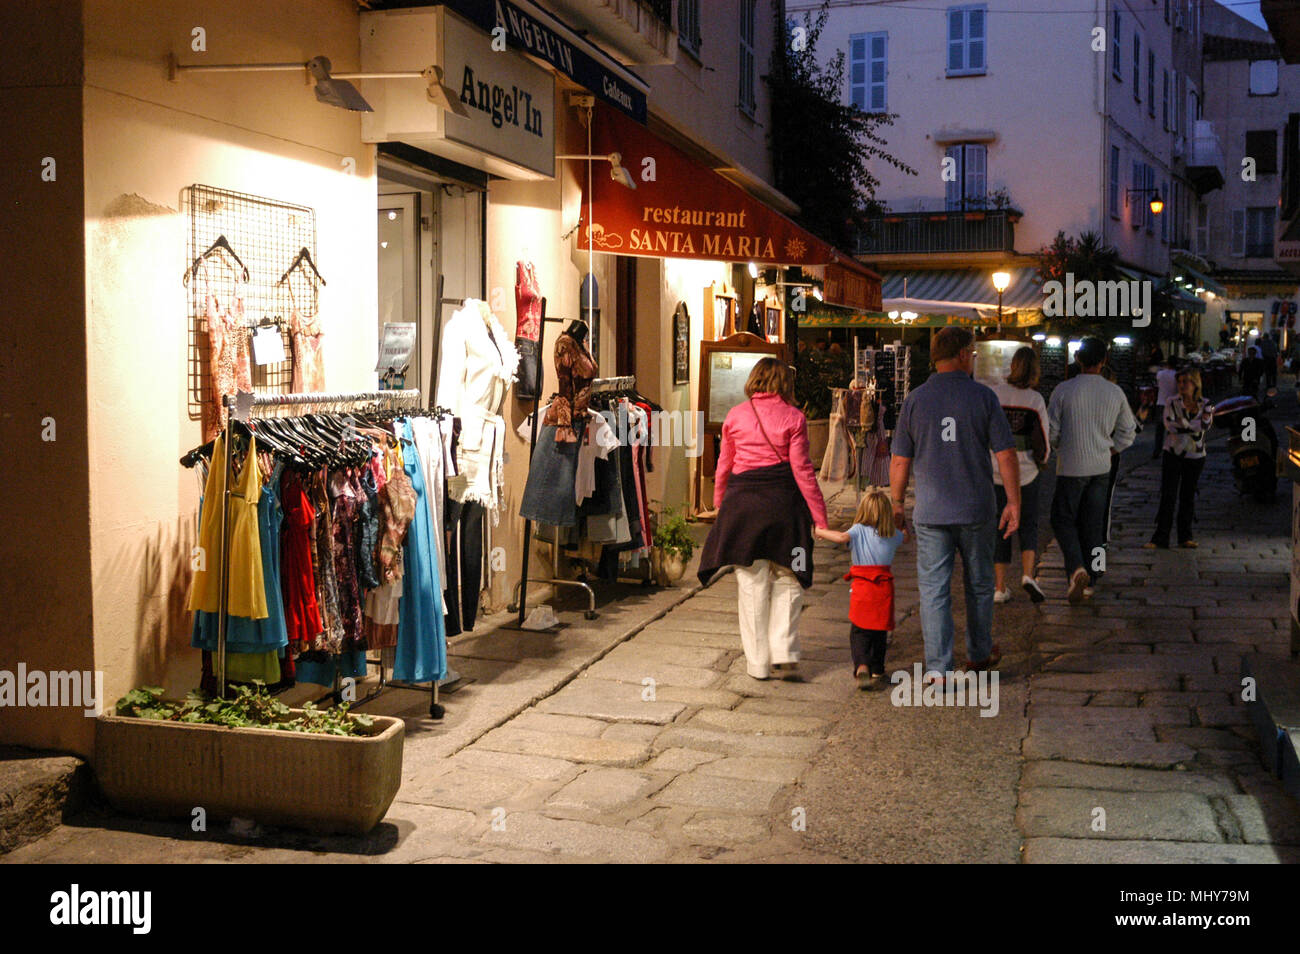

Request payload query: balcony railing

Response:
[1187,120,1227,194]
[856,208,1020,255]
[546,0,677,64]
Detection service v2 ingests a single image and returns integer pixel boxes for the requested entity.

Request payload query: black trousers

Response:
[850,624,887,675]
[444,498,485,636]
[1152,451,1205,546]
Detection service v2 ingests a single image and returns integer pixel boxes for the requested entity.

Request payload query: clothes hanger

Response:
[279,247,326,287]
[184,235,250,286]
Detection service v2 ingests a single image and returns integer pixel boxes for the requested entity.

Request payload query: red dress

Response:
[279,469,324,650]
[843,565,895,630]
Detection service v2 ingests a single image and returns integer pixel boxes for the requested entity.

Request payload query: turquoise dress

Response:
[394,419,447,683]
[192,462,289,658]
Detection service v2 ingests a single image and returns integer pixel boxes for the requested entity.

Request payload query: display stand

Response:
[199,388,450,719]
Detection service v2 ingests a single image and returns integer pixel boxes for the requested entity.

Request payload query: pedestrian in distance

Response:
[987,346,1049,604]
[1259,331,1279,393]
[1240,346,1265,400]
[697,357,828,682]
[1047,336,1137,603]
[1144,368,1213,550]
[890,327,1020,686]
[815,489,907,691]
[1152,354,1179,460]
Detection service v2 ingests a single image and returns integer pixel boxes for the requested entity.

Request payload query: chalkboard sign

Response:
[1039,341,1068,402]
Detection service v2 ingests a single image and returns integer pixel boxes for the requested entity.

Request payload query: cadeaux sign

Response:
[580,104,879,311]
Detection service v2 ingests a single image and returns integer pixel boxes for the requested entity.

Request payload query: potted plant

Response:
[651,505,695,585]
[95,683,404,835]
[795,346,853,465]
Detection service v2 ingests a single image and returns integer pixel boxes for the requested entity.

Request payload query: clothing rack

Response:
[204,389,447,716]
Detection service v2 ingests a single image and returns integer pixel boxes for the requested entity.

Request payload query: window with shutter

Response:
[1231,209,1246,256]
[850,34,868,110]
[1162,70,1169,130]
[1148,51,1155,116]
[1109,145,1121,219]
[1113,12,1122,79]
[945,145,962,210]
[946,5,987,77]
[1245,130,1278,175]
[1195,204,1208,255]
[870,33,888,111]
[1160,182,1168,242]
[1131,160,1144,229]
[738,0,756,115]
[965,143,986,204]
[1246,207,1274,257]
[1133,34,1141,100]
[1146,166,1156,235]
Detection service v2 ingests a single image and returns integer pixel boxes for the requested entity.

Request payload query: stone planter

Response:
[94,710,404,835]
[806,417,830,466]
[651,548,688,586]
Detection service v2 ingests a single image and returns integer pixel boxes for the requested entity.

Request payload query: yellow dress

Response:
[187,434,269,618]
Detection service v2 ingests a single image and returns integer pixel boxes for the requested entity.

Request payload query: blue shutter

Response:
[948,9,965,73]
[945,145,962,210]
[967,7,985,71]
[870,33,887,111]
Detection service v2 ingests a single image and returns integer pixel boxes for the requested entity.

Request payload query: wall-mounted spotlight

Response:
[556,153,637,190]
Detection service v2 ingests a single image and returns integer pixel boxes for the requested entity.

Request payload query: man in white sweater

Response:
[1048,337,1137,602]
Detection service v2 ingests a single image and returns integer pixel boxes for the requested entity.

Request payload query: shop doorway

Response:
[377,192,423,390]
[615,255,637,377]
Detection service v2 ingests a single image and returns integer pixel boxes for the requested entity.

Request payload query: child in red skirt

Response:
[815,489,907,690]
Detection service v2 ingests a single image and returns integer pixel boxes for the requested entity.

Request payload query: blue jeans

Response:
[1050,473,1110,582]
[913,520,996,676]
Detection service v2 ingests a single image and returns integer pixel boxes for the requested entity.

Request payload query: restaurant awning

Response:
[581,103,881,311]
[881,267,1043,310]
[1170,262,1227,297]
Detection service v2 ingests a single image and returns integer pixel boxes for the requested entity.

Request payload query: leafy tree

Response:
[1033,230,1123,336]
[767,2,915,250]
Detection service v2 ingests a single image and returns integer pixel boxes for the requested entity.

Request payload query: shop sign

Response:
[360,7,555,179]
[583,104,881,304]
[445,0,648,123]
[824,262,881,311]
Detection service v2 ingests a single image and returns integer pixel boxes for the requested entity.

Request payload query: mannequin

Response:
[566,318,589,343]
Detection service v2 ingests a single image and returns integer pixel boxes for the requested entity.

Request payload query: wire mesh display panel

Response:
[186,184,319,420]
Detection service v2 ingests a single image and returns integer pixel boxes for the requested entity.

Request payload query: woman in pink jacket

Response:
[697,358,829,680]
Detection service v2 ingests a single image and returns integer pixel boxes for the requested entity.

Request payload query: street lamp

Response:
[1127,188,1164,215]
[992,270,1011,332]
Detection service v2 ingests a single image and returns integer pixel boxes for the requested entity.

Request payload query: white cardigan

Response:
[436,301,519,518]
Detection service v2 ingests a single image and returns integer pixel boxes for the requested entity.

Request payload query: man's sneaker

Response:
[1022,576,1046,604]
[993,588,1012,603]
[965,642,1002,672]
[1067,568,1089,604]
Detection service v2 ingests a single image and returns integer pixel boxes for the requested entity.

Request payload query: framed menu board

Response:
[673,301,690,385]
[693,332,786,516]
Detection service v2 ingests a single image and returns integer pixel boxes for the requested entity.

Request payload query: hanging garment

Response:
[747,301,764,337]
[542,332,597,443]
[309,471,346,653]
[187,434,268,618]
[200,272,254,441]
[279,468,324,651]
[193,459,288,655]
[394,420,447,683]
[518,424,582,526]
[354,467,381,591]
[294,650,368,688]
[443,498,485,636]
[575,413,620,504]
[289,304,326,393]
[329,471,365,650]
[436,301,518,519]
[514,260,543,400]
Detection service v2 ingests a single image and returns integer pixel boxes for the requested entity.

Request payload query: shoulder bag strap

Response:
[749,398,788,462]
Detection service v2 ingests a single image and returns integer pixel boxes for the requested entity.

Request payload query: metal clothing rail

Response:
[211,388,443,717]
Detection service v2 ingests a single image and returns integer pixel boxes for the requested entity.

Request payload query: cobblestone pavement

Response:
[8,390,1300,864]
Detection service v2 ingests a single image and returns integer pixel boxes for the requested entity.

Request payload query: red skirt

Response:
[843,565,895,630]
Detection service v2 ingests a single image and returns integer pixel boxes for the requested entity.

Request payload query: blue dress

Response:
[394,419,447,683]
[192,462,289,657]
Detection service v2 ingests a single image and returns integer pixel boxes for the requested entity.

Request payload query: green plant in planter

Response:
[652,505,695,562]
[114,683,374,736]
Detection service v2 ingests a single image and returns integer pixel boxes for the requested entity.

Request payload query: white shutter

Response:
[948,9,965,72]
[945,145,962,210]
[870,33,887,111]
[965,144,987,205]
[1231,209,1246,256]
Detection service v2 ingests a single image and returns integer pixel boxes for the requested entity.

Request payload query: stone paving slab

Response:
[654,726,827,760]
[637,623,742,648]
[1022,730,1195,767]
[1222,794,1300,845]
[1022,837,1300,863]
[695,756,809,785]
[654,772,785,813]
[511,711,609,738]
[544,768,664,814]
[651,685,744,709]
[538,677,688,724]
[1031,672,1182,693]
[584,658,724,690]
[475,726,651,768]
[1017,787,1222,842]
[478,812,670,863]
[449,749,580,782]
[1043,653,1215,674]
[1027,704,1190,726]
[602,641,731,670]
[680,813,771,845]
[1019,760,1239,796]
[397,767,533,812]
[644,748,724,773]
[689,708,829,737]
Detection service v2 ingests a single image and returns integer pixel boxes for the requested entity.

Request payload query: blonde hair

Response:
[745,356,794,402]
[853,490,896,537]
[1176,368,1202,403]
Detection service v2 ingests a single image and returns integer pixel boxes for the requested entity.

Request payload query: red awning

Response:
[578,104,881,311]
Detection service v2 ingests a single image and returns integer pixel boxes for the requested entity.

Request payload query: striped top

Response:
[1047,373,1137,477]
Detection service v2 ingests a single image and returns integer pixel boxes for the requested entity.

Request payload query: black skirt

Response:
[697,461,814,589]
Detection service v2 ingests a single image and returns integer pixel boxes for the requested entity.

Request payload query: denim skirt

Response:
[519,424,580,526]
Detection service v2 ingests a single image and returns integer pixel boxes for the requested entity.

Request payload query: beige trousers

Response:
[735,559,803,679]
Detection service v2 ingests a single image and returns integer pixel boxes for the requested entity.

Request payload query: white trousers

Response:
[735,559,803,679]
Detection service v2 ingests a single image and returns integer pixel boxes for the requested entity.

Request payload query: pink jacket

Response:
[715,392,828,528]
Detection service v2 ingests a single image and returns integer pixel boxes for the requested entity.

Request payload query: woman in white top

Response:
[989,347,1050,604]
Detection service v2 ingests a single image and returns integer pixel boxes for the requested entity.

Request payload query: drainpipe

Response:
[1098,0,1108,252]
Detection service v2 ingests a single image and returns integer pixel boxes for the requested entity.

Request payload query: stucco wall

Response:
[0,0,96,755]
[81,0,378,734]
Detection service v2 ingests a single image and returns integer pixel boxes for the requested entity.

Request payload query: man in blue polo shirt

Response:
[891,327,1021,683]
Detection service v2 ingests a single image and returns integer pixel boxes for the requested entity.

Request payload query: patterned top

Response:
[1162,396,1213,459]
[542,332,597,443]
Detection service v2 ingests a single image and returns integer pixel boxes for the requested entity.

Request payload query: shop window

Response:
[851,32,887,112]
[944,143,986,210]
[946,4,986,77]
[738,0,756,115]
